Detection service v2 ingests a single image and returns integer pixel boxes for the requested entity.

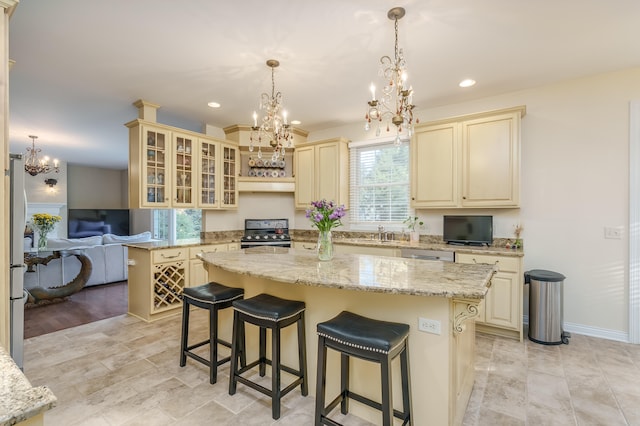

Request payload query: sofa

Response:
[23,232,152,291]
[68,219,112,238]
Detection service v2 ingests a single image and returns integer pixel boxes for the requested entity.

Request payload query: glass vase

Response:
[317,230,334,261]
[38,232,48,250]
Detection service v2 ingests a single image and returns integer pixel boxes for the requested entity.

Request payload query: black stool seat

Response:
[232,293,305,322]
[180,282,244,385]
[315,311,413,426]
[229,293,308,420]
[317,311,410,354]
[183,283,244,307]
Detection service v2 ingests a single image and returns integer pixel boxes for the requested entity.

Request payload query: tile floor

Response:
[23,310,640,425]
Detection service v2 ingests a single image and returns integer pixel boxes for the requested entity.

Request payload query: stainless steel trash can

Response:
[524,269,570,345]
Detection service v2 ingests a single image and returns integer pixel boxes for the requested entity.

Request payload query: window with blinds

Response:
[349,140,410,226]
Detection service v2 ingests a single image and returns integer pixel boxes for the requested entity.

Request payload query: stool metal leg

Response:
[314,335,328,426]
[340,353,349,415]
[209,305,218,384]
[179,300,189,367]
[381,355,393,426]
[298,314,309,396]
[400,342,412,425]
[259,327,267,377]
[229,310,240,395]
[272,324,282,419]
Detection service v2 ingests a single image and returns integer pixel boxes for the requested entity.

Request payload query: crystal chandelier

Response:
[365,7,417,145]
[250,59,292,162]
[24,135,59,176]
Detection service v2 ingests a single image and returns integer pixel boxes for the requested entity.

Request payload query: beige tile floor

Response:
[23,310,640,426]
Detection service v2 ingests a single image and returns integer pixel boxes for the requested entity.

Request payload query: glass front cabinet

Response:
[127,119,238,210]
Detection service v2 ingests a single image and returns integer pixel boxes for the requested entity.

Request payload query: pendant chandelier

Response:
[24,135,59,176]
[250,59,292,162]
[365,7,417,145]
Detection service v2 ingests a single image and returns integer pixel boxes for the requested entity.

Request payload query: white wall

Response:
[208,67,639,338]
[67,165,127,209]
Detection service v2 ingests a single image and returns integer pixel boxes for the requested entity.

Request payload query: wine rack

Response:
[152,261,186,312]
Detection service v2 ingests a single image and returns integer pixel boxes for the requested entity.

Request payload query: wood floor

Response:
[23,281,128,339]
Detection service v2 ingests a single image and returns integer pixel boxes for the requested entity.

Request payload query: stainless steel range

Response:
[240,219,291,248]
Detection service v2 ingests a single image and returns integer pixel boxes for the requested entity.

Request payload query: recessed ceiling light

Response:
[207,101,221,108]
[459,79,476,88]
[291,120,301,125]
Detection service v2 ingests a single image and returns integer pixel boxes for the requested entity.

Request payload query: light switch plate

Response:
[604,226,623,239]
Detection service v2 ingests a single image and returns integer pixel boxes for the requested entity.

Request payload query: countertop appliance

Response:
[8,154,26,369]
[240,219,291,248]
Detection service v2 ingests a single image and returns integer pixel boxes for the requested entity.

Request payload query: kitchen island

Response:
[200,247,495,425]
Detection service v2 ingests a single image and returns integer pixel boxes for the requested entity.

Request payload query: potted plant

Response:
[403,216,424,243]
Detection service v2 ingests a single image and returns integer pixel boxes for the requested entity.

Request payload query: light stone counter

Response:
[0,346,56,426]
[198,246,495,299]
[200,247,495,426]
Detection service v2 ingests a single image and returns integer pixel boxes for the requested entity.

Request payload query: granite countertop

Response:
[125,235,523,258]
[0,347,56,426]
[296,236,525,257]
[125,238,239,251]
[199,246,496,299]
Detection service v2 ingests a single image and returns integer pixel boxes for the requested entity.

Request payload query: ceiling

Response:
[8,0,640,169]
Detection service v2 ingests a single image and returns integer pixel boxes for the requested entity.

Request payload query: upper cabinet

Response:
[197,139,238,209]
[126,100,238,210]
[411,106,525,208]
[294,137,350,209]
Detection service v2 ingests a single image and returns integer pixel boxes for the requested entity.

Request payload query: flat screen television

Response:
[443,215,493,246]
[68,209,130,236]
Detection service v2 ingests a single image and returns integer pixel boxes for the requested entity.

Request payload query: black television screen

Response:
[443,215,493,246]
[68,209,130,236]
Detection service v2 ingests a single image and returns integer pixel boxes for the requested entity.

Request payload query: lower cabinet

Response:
[189,243,230,287]
[455,253,523,341]
[128,246,189,322]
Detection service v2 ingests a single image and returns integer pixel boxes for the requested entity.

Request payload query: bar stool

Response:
[314,311,412,426]
[229,293,308,420]
[179,282,244,384]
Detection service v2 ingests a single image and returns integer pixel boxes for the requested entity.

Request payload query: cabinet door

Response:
[220,144,238,208]
[293,241,317,251]
[411,122,459,208]
[316,143,341,203]
[456,253,521,331]
[461,112,520,207]
[141,126,171,208]
[172,132,196,208]
[198,139,218,208]
[294,145,315,209]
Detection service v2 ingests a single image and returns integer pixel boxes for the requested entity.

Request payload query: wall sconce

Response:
[44,178,57,189]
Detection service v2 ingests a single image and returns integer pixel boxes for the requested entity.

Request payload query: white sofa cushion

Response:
[103,232,151,244]
[47,235,103,249]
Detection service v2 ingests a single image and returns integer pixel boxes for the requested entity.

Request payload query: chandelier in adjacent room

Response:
[365,6,417,145]
[250,59,293,162]
[24,135,59,176]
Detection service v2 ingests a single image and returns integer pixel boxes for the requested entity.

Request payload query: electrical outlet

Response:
[418,317,441,335]
[604,226,623,239]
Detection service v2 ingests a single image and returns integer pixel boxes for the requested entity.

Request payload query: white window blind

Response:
[349,140,410,226]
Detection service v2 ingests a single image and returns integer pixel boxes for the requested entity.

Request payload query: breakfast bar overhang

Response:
[199,247,495,426]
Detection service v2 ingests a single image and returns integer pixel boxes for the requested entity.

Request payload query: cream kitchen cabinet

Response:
[197,139,238,209]
[293,241,317,251]
[189,244,230,287]
[294,137,349,209]
[127,246,189,322]
[411,106,525,208]
[128,123,173,208]
[456,252,523,341]
[127,120,238,209]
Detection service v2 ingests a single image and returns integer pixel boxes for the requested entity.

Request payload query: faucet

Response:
[378,225,385,241]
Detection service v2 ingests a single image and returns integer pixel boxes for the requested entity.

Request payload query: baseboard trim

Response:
[523,315,630,343]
